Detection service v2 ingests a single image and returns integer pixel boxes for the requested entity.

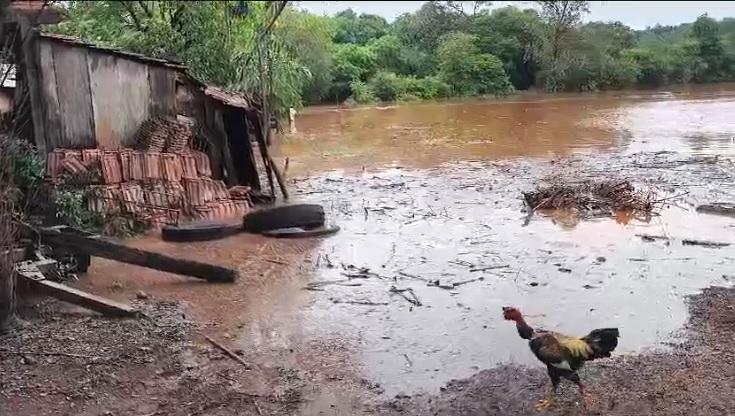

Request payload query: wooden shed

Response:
[13,30,263,189]
[31,33,185,152]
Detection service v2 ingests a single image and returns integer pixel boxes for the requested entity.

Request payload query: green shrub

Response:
[368,71,403,101]
[411,76,451,99]
[397,92,421,102]
[350,80,377,103]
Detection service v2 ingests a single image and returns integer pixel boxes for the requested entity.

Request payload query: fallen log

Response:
[40,226,238,282]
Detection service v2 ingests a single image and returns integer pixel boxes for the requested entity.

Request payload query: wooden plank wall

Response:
[87,53,127,149]
[113,59,151,148]
[35,39,179,152]
[37,41,62,149]
[148,66,176,118]
[51,43,95,148]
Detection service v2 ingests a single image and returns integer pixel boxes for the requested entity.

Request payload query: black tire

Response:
[162,222,242,242]
[262,225,340,239]
[243,204,325,233]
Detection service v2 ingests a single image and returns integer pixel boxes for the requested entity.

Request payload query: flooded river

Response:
[278,84,735,175]
[81,85,735,402]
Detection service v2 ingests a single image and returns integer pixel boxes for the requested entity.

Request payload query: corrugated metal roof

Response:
[39,32,188,70]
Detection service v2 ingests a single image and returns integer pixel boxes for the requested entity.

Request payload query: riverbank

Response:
[298,82,735,114]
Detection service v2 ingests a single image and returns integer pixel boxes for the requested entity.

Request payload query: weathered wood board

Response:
[148,66,176,118]
[37,40,62,150]
[87,52,127,149]
[51,43,96,148]
[115,59,150,147]
[16,261,137,317]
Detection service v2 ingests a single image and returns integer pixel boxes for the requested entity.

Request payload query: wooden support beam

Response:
[16,262,137,318]
[40,226,239,283]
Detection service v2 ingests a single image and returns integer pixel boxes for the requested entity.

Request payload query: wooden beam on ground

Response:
[16,262,138,317]
[40,226,239,283]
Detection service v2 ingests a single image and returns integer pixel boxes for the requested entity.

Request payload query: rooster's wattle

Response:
[502,306,619,410]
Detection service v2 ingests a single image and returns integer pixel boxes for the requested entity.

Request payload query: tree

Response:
[538,1,590,61]
[333,10,388,44]
[369,35,403,73]
[368,34,433,76]
[437,32,511,96]
[393,2,464,52]
[469,7,543,89]
[56,1,239,85]
[691,14,725,81]
[580,22,635,57]
[330,43,377,101]
[277,10,335,103]
[436,1,492,17]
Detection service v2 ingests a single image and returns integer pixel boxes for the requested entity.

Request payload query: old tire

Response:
[262,225,340,239]
[243,204,325,233]
[162,222,241,242]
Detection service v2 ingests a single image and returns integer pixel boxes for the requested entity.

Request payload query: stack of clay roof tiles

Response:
[46,116,252,228]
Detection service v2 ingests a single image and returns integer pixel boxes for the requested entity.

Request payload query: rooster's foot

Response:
[534,398,554,411]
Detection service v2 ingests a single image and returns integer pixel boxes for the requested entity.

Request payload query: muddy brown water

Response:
[277,84,735,175]
[79,85,735,403]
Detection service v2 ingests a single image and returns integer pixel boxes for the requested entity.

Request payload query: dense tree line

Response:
[52,1,735,110]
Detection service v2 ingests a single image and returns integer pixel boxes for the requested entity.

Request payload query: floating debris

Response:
[523,180,660,220]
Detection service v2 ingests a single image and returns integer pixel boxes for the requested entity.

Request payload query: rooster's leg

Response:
[569,372,596,409]
[535,367,560,411]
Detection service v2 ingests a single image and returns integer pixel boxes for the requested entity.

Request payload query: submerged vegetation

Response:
[51,1,735,109]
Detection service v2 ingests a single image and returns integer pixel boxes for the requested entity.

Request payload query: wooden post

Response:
[40,226,239,283]
[267,152,289,200]
[0,248,19,331]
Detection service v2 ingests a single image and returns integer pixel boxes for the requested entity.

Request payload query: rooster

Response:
[502,306,619,410]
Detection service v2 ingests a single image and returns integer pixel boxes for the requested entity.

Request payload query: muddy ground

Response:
[376,286,735,416]
[2,286,733,416]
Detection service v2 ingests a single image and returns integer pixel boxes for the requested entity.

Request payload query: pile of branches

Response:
[523,180,660,219]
